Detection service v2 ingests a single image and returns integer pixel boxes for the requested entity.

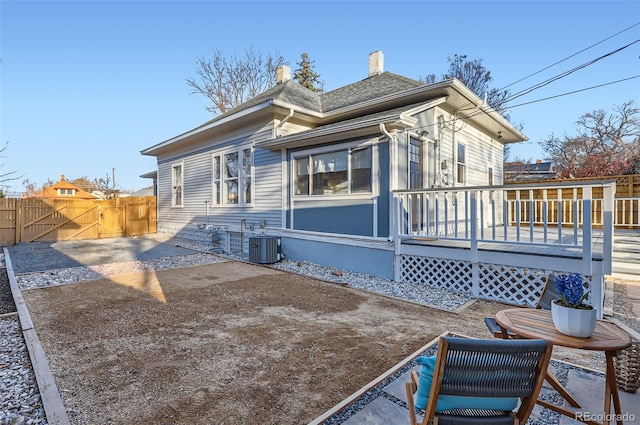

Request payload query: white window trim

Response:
[211,144,254,207]
[57,188,75,196]
[487,162,494,186]
[171,161,184,208]
[456,142,467,185]
[291,141,377,199]
[407,136,426,190]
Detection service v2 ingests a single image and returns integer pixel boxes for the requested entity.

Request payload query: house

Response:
[141,51,527,279]
[504,159,556,182]
[25,174,97,199]
[130,186,155,197]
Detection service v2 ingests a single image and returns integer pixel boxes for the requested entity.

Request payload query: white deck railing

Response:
[615,197,640,228]
[392,181,616,276]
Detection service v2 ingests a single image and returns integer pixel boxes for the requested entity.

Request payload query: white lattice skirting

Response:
[400,255,473,293]
[400,255,595,308]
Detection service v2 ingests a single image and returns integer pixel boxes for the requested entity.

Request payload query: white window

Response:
[408,137,423,189]
[57,188,75,196]
[212,155,221,205]
[294,145,372,196]
[456,143,466,185]
[212,146,253,206]
[171,162,183,206]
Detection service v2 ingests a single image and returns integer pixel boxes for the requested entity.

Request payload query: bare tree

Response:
[94,173,121,199]
[71,176,99,193]
[420,54,513,121]
[22,178,37,197]
[0,141,24,197]
[540,101,640,178]
[186,47,287,115]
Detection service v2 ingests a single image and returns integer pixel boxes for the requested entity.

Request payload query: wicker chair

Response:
[405,336,552,425]
[484,274,558,338]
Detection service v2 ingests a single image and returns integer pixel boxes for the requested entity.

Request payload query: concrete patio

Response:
[311,333,640,425]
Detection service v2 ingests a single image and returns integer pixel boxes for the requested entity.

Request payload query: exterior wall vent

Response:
[249,236,281,264]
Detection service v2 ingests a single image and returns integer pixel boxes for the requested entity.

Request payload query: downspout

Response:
[276,108,295,230]
[380,123,397,190]
[451,115,457,187]
[276,108,295,137]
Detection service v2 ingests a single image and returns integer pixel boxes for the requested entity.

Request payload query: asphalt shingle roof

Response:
[202,71,424,126]
[319,72,423,112]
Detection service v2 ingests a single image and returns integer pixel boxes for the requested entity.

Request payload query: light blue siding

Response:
[155,127,283,233]
[293,199,374,236]
[377,141,389,238]
[281,237,394,279]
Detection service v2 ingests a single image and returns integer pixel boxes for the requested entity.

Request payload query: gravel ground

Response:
[1,236,638,425]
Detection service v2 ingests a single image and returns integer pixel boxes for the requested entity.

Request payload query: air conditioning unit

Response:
[248,236,281,264]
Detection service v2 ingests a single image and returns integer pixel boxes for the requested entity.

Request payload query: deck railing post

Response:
[528,189,534,242]
[515,190,521,242]
[602,183,615,275]
[542,189,548,244]
[470,191,479,297]
[582,186,592,275]
[470,190,478,262]
[503,190,508,241]
[393,194,402,283]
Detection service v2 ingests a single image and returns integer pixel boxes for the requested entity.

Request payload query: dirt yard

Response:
[21,260,605,425]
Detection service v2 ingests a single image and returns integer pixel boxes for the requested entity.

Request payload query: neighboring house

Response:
[141,51,526,278]
[25,175,97,199]
[504,160,556,182]
[139,171,158,196]
[130,186,154,197]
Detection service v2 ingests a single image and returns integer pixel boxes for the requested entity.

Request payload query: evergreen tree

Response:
[293,53,321,92]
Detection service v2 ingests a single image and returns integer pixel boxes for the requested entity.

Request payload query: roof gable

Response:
[143,63,528,156]
[27,175,97,199]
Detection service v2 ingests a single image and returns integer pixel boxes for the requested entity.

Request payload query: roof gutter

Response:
[257,111,416,149]
[141,100,273,156]
[449,79,528,141]
[399,96,447,121]
[272,99,324,119]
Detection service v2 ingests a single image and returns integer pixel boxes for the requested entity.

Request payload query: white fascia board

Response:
[448,79,528,142]
[140,100,273,156]
[256,113,415,150]
[271,99,324,119]
[401,97,448,118]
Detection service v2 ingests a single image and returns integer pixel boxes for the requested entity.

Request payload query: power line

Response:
[459,74,638,122]
[502,75,640,110]
[503,39,640,105]
[407,68,639,132]
[500,22,640,91]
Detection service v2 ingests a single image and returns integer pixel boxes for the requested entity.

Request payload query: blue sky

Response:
[1,0,639,194]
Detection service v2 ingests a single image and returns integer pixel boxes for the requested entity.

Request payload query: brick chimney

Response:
[536,159,542,164]
[369,51,384,77]
[276,65,291,84]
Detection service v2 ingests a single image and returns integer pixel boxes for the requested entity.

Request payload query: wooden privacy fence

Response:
[506,174,640,228]
[0,197,157,246]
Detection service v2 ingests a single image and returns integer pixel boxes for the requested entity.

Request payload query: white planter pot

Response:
[551,300,597,338]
